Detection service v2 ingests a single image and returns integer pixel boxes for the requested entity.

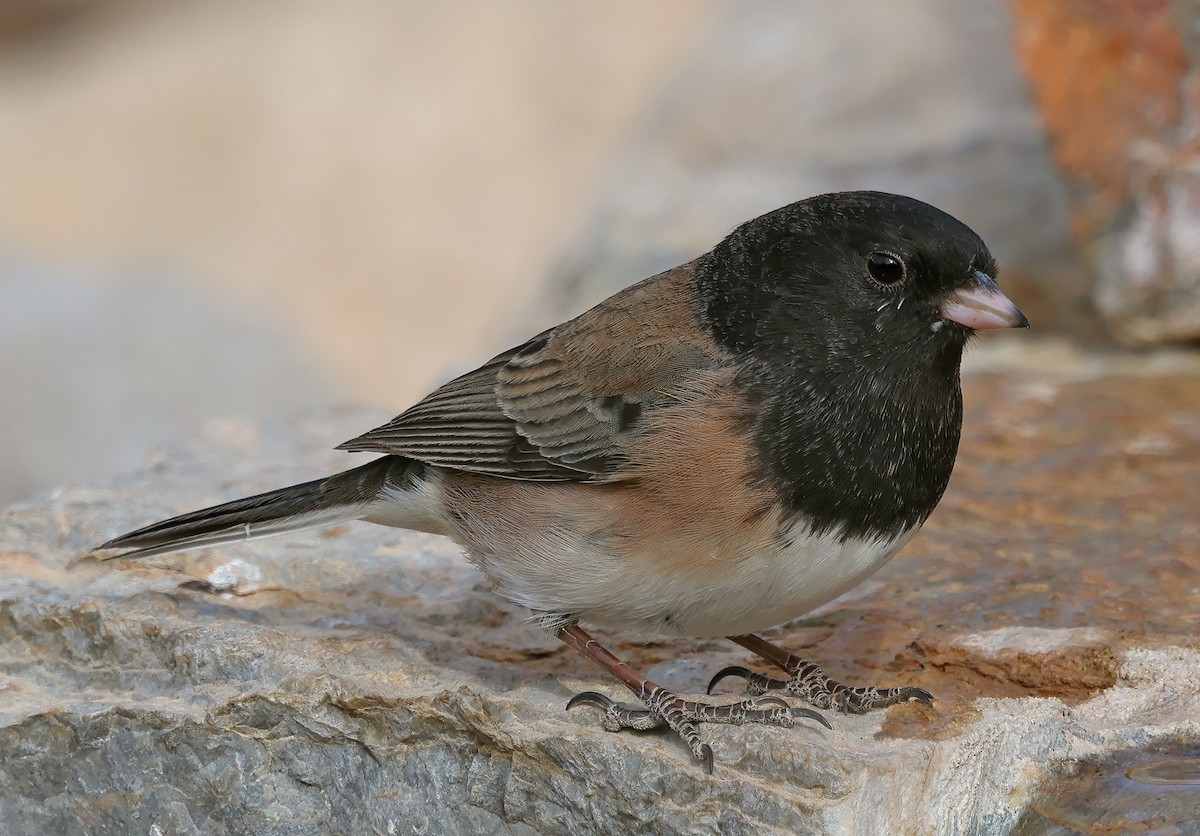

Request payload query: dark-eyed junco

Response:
[93,191,1027,772]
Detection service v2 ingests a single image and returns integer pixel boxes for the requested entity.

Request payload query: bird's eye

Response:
[866,252,905,285]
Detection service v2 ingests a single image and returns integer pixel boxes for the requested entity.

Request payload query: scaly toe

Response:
[566,690,661,731]
[564,686,830,771]
[680,695,830,731]
[837,685,936,713]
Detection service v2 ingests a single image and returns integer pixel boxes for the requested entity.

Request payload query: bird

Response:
[91,190,1028,773]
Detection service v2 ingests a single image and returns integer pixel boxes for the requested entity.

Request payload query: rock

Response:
[1009,0,1200,345]
[3,348,1200,833]
[524,0,1090,343]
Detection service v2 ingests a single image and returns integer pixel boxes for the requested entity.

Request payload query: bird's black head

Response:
[697,190,1026,376]
[695,191,1028,539]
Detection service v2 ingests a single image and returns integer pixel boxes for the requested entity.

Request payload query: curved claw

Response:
[566,691,616,712]
[707,665,754,695]
[700,743,714,775]
[753,696,792,710]
[908,688,934,706]
[794,706,833,730]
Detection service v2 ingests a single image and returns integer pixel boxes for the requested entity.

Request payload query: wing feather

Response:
[336,263,722,480]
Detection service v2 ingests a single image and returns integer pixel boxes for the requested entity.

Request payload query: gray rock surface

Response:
[4,346,1200,834]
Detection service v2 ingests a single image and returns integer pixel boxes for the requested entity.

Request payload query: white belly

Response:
[659,523,918,636]
[473,514,920,638]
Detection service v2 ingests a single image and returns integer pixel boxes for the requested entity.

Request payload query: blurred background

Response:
[0,0,1195,506]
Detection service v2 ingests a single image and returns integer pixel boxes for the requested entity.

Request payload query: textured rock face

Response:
[3,348,1200,833]
[1010,0,1200,345]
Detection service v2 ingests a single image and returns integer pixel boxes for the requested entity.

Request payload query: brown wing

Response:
[336,262,724,482]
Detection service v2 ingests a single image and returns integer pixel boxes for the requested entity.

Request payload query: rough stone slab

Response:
[3,352,1200,834]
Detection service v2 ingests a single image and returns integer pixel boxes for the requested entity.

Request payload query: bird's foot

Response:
[708,634,933,714]
[566,685,829,773]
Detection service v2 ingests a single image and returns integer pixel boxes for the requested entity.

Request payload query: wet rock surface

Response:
[3,348,1200,834]
[1014,743,1200,834]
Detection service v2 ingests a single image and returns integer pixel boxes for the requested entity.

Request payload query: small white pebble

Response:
[1124,433,1173,456]
[1014,381,1060,404]
[205,558,262,592]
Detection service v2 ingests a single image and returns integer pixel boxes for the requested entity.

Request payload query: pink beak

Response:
[941,271,1028,330]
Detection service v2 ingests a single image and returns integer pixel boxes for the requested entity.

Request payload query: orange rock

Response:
[1010,0,1189,237]
[1009,0,1200,343]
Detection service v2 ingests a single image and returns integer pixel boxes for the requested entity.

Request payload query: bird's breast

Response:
[652,517,920,636]
[436,468,918,638]
[561,513,920,637]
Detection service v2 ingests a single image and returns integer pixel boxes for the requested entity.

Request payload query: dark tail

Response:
[92,455,416,560]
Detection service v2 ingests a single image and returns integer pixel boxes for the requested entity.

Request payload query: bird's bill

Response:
[940,271,1029,330]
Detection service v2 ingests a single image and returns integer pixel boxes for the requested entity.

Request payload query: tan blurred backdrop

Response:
[0,0,718,504]
[0,0,1082,505]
